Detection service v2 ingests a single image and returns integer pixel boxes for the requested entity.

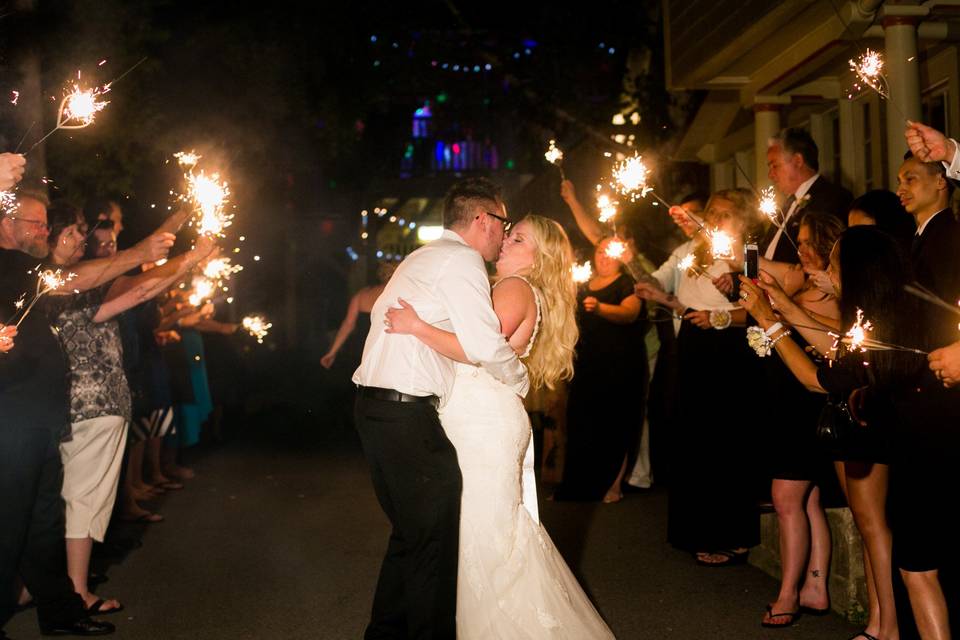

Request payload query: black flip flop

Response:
[85,599,125,616]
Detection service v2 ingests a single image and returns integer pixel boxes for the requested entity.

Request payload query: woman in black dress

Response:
[751,213,844,627]
[739,226,944,639]
[636,188,763,566]
[554,236,644,503]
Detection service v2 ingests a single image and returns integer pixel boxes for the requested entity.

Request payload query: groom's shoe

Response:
[39,617,115,636]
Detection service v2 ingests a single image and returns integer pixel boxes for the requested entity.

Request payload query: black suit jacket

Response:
[760,175,852,264]
[911,208,960,350]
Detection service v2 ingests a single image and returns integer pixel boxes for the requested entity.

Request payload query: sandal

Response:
[800,605,830,616]
[695,549,749,567]
[848,633,879,640]
[85,598,124,616]
[761,605,800,628]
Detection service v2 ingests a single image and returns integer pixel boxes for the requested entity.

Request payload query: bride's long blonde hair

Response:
[505,214,578,390]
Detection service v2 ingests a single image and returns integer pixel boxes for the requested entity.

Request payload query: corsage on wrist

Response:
[709,309,732,330]
[746,324,792,357]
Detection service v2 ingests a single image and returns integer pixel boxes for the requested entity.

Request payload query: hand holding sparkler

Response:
[929,340,960,387]
[0,324,16,354]
[905,121,957,165]
[157,208,192,235]
[0,153,26,191]
[133,231,176,264]
[582,296,599,313]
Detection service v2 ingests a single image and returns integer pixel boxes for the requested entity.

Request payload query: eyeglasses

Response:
[483,210,512,233]
[6,217,51,232]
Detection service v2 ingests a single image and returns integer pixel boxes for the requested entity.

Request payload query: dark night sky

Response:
[2,0,682,346]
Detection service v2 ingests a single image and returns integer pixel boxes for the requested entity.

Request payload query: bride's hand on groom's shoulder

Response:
[384,298,423,335]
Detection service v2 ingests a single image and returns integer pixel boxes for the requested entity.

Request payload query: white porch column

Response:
[753,97,789,189]
[883,12,923,185]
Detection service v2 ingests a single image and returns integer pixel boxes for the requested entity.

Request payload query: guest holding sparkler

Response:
[742,212,843,628]
[764,128,851,264]
[43,201,215,617]
[552,235,644,503]
[739,224,959,639]
[1,188,115,637]
[635,188,762,565]
[0,152,26,191]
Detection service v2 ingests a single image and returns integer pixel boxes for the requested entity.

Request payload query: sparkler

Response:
[6,267,77,328]
[572,261,593,284]
[174,150,201,169]
[847,49,908,122]
[849,49,888,99]
[608,152,676,217]
[183,169,233,237]
[544,140,565,179]
[25,74,111,154]
[756,185,799,252]
[1,190,17,217]
[242,315,272,344]
[202,257,243,282]
[709,229,735,260]
[595,190,618,224]
[604,238,626,259]
[187,276,215,307]
[676,252,710,279]
[831,307,928,355]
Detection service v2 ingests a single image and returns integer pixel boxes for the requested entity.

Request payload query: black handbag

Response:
[815,394,856,453]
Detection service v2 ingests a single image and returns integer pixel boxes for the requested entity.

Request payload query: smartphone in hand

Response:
[744,242,759,281]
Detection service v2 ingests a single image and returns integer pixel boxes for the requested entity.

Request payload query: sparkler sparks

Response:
[544,140,563,166]
[184,170,233,237]
[174,150,201,169]
[202,257,243,282]
[709,230,735,260]
[849,49,888,99]
[759,186,779,223]
[596,191,618,223]
[10,91,19,105]
[610,153,652,202]
[1,190,18,217]
[604,238,627,259]
[677,253,695,272]
[61,83,110,127]
[844,308,873,353]
[187,276,215,307]
[572,261,593,284]
[242,315,272,343]
[7,268,77,328]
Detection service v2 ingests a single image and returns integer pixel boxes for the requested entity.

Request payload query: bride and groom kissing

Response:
[353,177,615,639]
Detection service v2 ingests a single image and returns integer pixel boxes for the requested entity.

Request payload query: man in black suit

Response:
[763,127,852,264]
[890,151,960,639]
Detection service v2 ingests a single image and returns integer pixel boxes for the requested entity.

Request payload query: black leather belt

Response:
[358,386,439,408]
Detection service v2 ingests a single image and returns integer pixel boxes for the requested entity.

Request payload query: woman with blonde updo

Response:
[384,214,615,638]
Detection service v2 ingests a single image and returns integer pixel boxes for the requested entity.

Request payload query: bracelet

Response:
[764,322,783,337]
[709,309,732,330]
[769,329,792,349]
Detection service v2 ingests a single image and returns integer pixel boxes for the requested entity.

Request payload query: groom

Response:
[352,177,529,639]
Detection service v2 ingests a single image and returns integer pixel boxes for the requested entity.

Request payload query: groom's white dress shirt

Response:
[353,229,529,402]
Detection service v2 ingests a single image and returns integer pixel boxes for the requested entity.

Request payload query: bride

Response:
[385,214,616,639]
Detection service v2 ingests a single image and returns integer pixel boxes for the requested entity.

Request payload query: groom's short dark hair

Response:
[442,177,503,230]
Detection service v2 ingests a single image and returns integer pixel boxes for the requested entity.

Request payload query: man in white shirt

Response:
[352,177,528,640]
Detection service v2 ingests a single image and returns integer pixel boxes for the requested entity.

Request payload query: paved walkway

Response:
[5,407,859,639]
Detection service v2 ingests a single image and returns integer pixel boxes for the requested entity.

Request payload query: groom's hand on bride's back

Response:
[384,298,423,334]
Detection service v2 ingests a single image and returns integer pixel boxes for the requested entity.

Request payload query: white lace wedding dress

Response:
[439,276,615,639]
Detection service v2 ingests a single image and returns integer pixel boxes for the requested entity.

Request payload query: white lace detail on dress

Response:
[493,274,541,359]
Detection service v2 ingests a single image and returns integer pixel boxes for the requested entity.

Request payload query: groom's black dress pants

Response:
[354,392,462,640]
